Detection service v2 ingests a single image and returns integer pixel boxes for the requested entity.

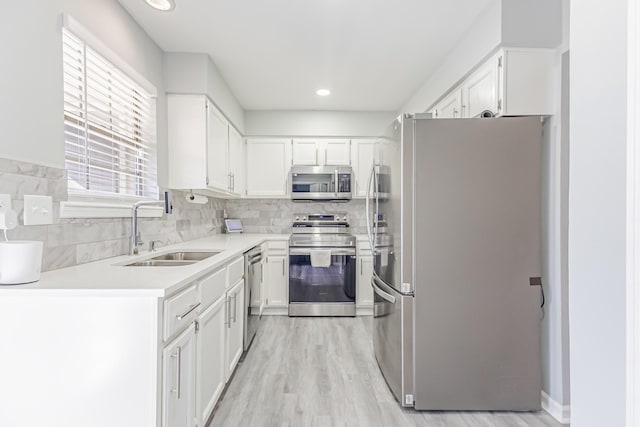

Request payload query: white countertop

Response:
[0,234,289,298]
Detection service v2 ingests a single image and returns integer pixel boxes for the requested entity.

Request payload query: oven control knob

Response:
[303,216,307,221]
[295,216,299,221]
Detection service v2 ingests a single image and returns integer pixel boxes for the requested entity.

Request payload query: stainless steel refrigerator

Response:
[366,114,542,410]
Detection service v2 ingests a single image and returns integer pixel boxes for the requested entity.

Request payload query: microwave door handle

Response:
[335,169,338,196]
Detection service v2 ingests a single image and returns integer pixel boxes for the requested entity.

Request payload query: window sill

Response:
[60,201,164,219]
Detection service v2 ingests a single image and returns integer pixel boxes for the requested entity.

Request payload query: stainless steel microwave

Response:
[290,165,352,201]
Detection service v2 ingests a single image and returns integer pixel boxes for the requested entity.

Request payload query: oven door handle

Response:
[289,247,356,256]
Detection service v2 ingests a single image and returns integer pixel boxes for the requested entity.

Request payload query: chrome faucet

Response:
[129,192,172,256]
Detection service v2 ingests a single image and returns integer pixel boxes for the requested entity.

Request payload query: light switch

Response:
[0,194,11,209]
[23,195,53,225]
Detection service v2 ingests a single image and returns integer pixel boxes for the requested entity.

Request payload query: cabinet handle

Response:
[225,298,231,328]
[360,258,363,275]
[232,293,237,323]
[232,173,235,191]
[497,98,502,111]
[282,259,285,276]
[315,148,318,165]
[171,346,182,399]
[176,302,201,321]
[325,147,328,165]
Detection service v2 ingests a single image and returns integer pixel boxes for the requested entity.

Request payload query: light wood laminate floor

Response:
[209,316,566,427]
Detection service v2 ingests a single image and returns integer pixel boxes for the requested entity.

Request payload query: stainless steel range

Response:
[288,213,356,316]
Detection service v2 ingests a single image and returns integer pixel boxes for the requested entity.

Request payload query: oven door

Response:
[288,247,356,315]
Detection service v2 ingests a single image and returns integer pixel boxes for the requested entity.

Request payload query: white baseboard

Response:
[541,390,571,424]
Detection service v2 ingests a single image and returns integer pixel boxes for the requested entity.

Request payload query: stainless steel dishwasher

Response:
[243,246,263,351]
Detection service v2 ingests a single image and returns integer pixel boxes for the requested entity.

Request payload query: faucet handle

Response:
[149,240,162,252]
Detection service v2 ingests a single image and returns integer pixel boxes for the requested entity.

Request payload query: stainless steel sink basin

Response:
[125,259,197,267]
[150,251,221,261]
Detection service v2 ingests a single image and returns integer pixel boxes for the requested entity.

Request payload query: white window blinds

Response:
[62,28,159,199]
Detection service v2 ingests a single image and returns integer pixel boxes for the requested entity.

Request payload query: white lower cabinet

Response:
[266,255,288,308]
[225,279,245,381]
[356,240,374,310]
[163,324,197,427]
[196,294,226,426]
[357,255,374,308]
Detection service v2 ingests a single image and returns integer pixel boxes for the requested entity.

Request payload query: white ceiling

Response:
[118,0,493,111]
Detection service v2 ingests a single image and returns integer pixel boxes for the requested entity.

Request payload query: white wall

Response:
[164,52,245,132]
[569,0,629,425]
[1,0,166,176]
[244,110,397,137]
[501,0,563,48]
[399,0,502,114]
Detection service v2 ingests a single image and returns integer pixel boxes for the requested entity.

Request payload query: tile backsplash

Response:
[225,199,367,234]
[0,157,225,272]
[0,157,368,272]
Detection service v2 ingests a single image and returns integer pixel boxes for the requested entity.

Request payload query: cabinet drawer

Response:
[267,240,288,256]
[226,256,244,288]
[200,267,226,309]
[164,285,199,341]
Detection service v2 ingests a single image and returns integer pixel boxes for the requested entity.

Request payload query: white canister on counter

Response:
[0,241,44,285]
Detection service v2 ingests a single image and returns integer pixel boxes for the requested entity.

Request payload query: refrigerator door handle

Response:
[365,165,376,254]
[372,276,396,304]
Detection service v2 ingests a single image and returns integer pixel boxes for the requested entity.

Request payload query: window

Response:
[62,28,158,200]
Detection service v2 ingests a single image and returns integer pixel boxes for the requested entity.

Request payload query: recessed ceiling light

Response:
[316,89,331,97]
[145,0,175,11]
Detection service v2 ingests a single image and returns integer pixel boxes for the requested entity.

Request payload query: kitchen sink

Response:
[125,260,197,267]
[123,251,221,267]
[150,251,221,261]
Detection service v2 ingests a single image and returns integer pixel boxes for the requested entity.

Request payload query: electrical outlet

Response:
[0,194,11,209]
[23,195,53,225]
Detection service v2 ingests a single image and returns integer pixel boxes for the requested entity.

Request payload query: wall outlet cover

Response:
[23,195,53,225]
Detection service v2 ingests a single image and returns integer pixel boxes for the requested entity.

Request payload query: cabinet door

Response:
[163,324,196,427]
[356,256,374,307]
[323,139,350,165]
[196,295,226,425]
[292,139,319,165]
[206,102,229,191]
[167,95,207,189]
[461,61,497,118]
[225,279,245,381]
[228,126,244,196]
[434,89,462,119]
[246,138,291,197]
[266,256,288,307]
[351,139,377,198]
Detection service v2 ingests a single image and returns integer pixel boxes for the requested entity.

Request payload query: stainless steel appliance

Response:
[243,246,262,351]
[288,213,356,316]
[368,115,543,410]
[290,166,352,201]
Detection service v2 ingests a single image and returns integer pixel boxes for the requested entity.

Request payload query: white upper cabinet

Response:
[432,89,463,119]
[228,126,244,197]
[245,138,292,198]
[168,94,244,198]
[496,48,555,117]
[207,104,230,191]
[351,138,378,198]
[292,138,350,166]
[431,48,554,119]
[324,139,351,165]
[461,59,498,118]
